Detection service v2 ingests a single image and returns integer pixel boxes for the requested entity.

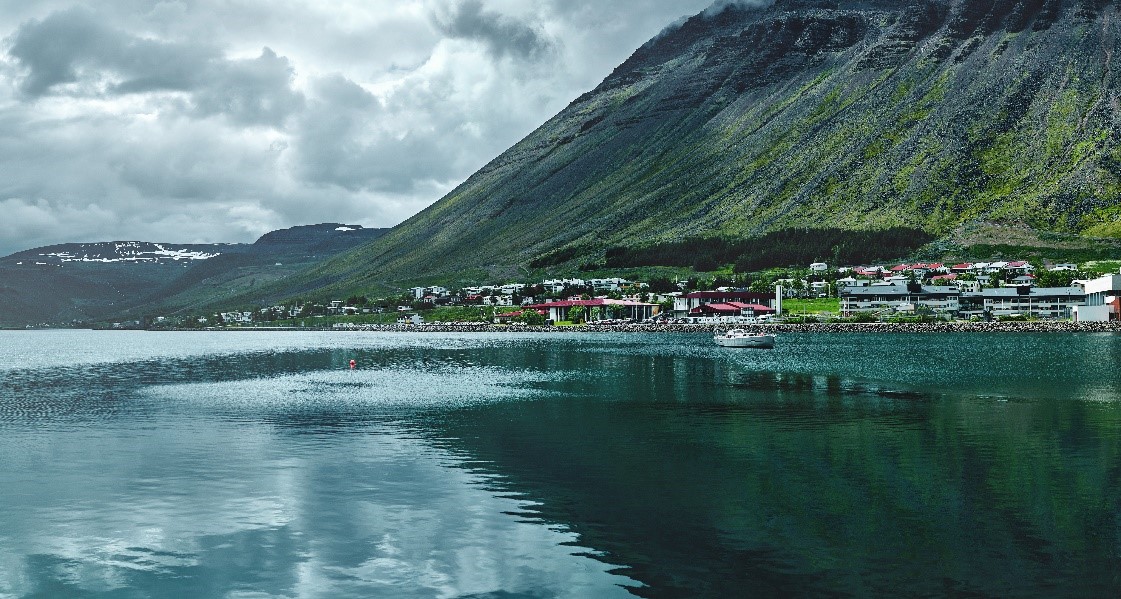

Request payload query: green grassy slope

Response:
[278,0,1119,296]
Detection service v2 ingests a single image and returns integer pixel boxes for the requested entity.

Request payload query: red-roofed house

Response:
[690,302,775,317]
[673,291,774,316]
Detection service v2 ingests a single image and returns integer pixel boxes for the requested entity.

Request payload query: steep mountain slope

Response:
[0,224,386,326]
[304,0,1121,290]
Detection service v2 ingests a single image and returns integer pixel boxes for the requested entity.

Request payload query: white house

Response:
[589,278,629,291]
[809,262,828,273]
[482,295,515,307]
[836,277,869,288]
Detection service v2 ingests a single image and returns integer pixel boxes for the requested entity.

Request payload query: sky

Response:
[0,0,725,256]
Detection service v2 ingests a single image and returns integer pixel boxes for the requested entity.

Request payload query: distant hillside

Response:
[0,224,386,326]
[283,0,1121,294]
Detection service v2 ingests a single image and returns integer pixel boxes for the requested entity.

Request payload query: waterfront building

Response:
[839,285,960,317]
[958,287,1086,320]
[1072,272,1121,322]
[673,291,775,316]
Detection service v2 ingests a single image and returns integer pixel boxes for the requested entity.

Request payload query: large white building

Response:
[840,285,960,317]
[958,287,1085,320]
[1073,271,1121,322]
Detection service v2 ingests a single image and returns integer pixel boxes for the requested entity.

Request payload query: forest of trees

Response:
[603,228,936,272]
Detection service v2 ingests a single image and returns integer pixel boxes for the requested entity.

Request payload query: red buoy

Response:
[349,359,357,369]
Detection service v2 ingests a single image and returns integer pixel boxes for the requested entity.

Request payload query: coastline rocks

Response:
[322,321,1121,334]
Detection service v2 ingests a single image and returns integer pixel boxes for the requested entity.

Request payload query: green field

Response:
[782,298,840,315]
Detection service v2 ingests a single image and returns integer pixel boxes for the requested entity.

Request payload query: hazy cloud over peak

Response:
[0,0,713,256]
[432,0,554,61]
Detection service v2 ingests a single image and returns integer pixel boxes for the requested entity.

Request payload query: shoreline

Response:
[198,321,1121,334]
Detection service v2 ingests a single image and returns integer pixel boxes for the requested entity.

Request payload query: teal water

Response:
[1,330,1119,597]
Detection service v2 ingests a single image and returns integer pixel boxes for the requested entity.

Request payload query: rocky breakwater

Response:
[330,321,1121,334]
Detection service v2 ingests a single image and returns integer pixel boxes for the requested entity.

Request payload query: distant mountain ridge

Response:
[276,0,1121,294]
[0,224,386,326]
[5,241,234,266]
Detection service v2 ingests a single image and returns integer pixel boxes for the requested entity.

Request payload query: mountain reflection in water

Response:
[1,330,1120,598]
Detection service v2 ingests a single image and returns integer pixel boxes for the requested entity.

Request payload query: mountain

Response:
[290,0,1121,293]
[0,224,386,326]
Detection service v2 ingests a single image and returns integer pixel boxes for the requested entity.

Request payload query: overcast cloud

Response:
[0,0,718,256]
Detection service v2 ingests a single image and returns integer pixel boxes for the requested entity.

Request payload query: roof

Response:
[841,285,961,297]
[951,263,973,270]
[690,302,776,314]
[683,291,771,300]
[961,287,1086,298]
[527,299,656,309]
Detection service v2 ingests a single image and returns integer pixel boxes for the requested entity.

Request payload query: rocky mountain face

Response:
[0,224,386,326]
[303,0,1121,290]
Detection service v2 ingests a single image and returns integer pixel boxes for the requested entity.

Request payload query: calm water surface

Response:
[1,329,1120,598]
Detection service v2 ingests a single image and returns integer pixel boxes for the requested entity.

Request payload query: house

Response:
[396,313,424,325]
[410,286,449,299]
[840,285,960,317]
[954,280,982,293]
[1050,263,1079,272]
[1072,271,1121,321]
[542,278,587,293]
[809,262,828,273]
[689,302,775,318]
[950,263,974,273]
[673,291,774,316]
[482,295,514,307]
[959,287,1085,320]
[836,277,869,288]
[589,278,629,291]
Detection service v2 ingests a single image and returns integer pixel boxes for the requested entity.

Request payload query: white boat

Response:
[714,329,776,349]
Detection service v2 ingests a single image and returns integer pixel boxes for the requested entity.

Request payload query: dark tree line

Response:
[603,228,936,272]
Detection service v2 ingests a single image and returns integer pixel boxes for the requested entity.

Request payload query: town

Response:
[147,260,1121,330]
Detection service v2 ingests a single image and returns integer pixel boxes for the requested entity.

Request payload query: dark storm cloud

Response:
[8,6,303,126]
[703,0,774,17]
[432,0,555,61]
[0,0,718,257]
[9,7,213,97]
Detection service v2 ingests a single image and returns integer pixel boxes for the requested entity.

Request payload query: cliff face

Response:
[304,0,1121,287]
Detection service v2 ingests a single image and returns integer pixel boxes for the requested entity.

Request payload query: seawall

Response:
[322,321,1121,334]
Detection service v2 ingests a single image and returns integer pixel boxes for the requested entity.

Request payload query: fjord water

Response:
[1,330,1119,597]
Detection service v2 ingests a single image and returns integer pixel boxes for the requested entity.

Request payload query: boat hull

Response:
[714,334,775,349]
